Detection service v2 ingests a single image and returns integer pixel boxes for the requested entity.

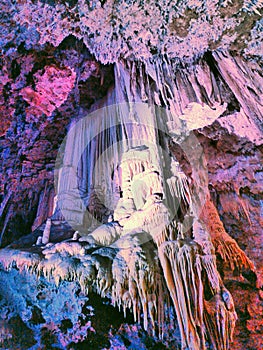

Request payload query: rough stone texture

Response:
[0,1,262,349]
[3,0,262,64]
[0,36,114,246]
[196,124,263,350]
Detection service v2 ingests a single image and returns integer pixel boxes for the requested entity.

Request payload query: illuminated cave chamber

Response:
[0,52,259,349]
[42,59,255,349]
[0,1,262,348]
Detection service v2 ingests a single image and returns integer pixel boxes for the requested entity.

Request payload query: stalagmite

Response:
[72,231,80,240]
[42,218,52,245]
[36,236,42,246]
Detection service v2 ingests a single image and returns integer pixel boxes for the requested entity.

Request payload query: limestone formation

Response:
[0,1,262,349]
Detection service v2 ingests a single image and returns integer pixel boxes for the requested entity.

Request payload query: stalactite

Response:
[157,233,237,349]
[200,199,255,272]
[0,248,40,272]
[204,289,237,350]
[158,240,205,349]
[111,233,171,338]
[166,160,192,220]
[212,51,263,129]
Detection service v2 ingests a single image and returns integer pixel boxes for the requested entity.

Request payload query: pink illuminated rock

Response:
[20,66,76,118]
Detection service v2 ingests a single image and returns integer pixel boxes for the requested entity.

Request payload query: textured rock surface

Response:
[0,36,114,246]
[196,125,263,350]
[0,1,262,349]
[4,0,262,64]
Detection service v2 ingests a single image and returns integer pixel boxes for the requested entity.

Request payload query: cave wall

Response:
[196,124,263,349]
[0,35,114,245]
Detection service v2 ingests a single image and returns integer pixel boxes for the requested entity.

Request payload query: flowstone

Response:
[0,20,261,346]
